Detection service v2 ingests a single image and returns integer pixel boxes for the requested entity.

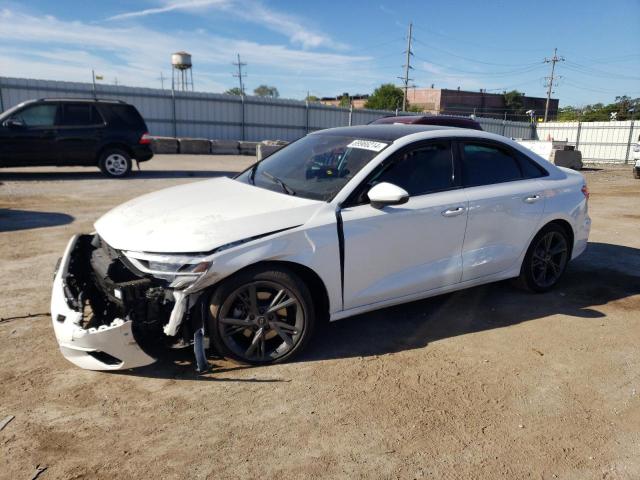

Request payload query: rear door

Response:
[0,103,60,166]
[458,140,548,281]
[340,140,469,309]
[56,103,106,165]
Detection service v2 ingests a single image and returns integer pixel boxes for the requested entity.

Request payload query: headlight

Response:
[122,251,212,286]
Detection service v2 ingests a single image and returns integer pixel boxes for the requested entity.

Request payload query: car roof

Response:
[310,124,454,142]
[372,115,483,130]
[28,98,128,105]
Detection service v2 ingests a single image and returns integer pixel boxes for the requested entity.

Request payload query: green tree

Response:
[253,85,279,98]
[305,95,319,102]
[364,84,404,111]
[338,94,351,107]
[407,104,423,113]
[503,90,525,116]
[225,87,243,96]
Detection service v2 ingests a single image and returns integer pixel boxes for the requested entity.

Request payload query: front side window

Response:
[461,143,522,187]
[13,104,58,127]
[369,142,454,196]
[236,134,389,201]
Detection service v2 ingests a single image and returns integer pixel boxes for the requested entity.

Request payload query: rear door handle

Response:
[442,206,466,217]
[524,195,541,204]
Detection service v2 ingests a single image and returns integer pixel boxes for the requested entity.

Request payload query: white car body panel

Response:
[341,188,468,309]
[51,127,591,370]
[95,177,323,253]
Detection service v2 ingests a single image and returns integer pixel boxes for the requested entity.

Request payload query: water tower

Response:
[171,51,194,91]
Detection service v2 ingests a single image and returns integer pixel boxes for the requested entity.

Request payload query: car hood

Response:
[95,177,324,253]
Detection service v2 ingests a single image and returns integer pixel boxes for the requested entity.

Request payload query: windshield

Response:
[236,134,389,201]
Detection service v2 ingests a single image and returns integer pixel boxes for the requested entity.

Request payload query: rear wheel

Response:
[208,266,316,365]
[99,149,132,178]
[516,224,570,292]
[633,168,640,179]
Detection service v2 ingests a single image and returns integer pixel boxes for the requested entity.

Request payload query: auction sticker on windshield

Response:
[347,140,388,152]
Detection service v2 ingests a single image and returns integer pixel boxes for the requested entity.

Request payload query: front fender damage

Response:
[51,234,207,371]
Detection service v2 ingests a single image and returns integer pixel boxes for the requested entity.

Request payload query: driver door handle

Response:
[442,206,466,217]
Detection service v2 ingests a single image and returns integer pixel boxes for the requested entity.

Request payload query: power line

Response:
[543,48,564,122]
[397,22,414,111]
[232,53,247,95]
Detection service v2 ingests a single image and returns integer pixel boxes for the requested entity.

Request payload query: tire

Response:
[98,148,132,178]
[208,266,316,365]
[634,168,640,179]
[516,224,571,293]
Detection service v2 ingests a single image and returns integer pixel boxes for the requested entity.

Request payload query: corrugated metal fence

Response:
[537,121,638,163]
[0,76,536,143]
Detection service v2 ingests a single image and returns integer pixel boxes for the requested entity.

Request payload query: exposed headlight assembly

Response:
[123,251,212,286]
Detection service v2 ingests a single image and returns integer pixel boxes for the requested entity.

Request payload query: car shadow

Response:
[300,241,640,362]
[0,209,75,232]
[0,170,238,181]
[118,242,640,379]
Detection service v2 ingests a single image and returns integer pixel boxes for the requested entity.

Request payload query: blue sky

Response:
[1,0,638,107]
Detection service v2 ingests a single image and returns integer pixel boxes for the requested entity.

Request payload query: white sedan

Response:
[51,125,591,370]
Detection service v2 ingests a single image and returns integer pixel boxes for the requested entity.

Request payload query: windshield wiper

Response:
[261,170,296,195]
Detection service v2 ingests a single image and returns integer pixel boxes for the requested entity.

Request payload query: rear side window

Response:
[101,104,146,130]
[14,104,58,127]
[461,143,522,187]
[517,151,548,178]
[60,104,103,126]
[371,142,454,196]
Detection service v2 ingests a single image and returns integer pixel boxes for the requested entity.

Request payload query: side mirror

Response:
[367,182,409,209]
[4,118,25,128]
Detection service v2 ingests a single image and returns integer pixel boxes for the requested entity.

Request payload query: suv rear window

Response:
[60,104,103,126]
[100,104,147,130]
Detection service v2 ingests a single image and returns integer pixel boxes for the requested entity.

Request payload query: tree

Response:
[555,97,640,122]
[503,90,525,116]
[253,85,279,98]
[364,84,404,111]
[407,104,423,113]
[338,94,351,107]
[225,87,243,96]
[305,95,319,102]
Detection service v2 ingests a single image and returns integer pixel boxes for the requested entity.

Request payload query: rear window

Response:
[60,104,103,126]
[100,104,147,130]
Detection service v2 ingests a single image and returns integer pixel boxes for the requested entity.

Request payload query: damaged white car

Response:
[51,125,591,371]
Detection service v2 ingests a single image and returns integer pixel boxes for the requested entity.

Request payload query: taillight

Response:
[139,132,152,145]
[581,184,590,200]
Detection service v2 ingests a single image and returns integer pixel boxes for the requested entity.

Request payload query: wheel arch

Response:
[540,218,575,258]
[96,143,134,164]
[205,260,331,324]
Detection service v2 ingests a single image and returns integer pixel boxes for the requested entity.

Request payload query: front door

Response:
[0,103,60,166]
[340,140,468,310]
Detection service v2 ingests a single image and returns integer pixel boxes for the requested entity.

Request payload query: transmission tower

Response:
[397,22,414,112]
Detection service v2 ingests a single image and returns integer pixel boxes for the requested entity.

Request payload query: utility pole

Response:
[232,53,247,96]
[543,47,564,122]
[397,22,413,112]
[158,72,166,90]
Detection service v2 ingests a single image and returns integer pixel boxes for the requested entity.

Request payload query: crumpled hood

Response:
[95,177,324,253]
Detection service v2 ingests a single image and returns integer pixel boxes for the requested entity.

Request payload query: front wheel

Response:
[516,224,570,293]
[98,149,132,178]
[208,267,316,365]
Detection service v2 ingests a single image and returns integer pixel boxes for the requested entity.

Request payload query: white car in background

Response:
[51,125,591,371]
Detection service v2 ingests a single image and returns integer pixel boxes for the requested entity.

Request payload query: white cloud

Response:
[0,9,373,96]
[106,0,346,50]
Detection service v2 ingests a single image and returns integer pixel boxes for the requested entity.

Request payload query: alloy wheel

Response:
[104,153,128,176]
[530,231,568,289]
[217,281,305,362]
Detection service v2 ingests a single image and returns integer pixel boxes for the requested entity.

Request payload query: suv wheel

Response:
[516,224,570,293]
[99,149,132,178]
[208,266,316,365]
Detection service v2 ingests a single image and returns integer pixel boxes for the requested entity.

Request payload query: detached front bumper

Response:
[51,235,157,370]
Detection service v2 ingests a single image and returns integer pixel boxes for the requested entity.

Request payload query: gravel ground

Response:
[0,156,639,480]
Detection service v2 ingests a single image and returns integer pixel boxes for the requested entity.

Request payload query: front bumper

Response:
[51,235,157,370]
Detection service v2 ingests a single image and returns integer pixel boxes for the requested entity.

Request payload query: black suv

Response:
[0,98,153,177]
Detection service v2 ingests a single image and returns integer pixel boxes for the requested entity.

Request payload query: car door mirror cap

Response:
[367,182,410,209]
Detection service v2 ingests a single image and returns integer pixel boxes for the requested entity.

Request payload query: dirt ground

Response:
[0,157,638,480]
